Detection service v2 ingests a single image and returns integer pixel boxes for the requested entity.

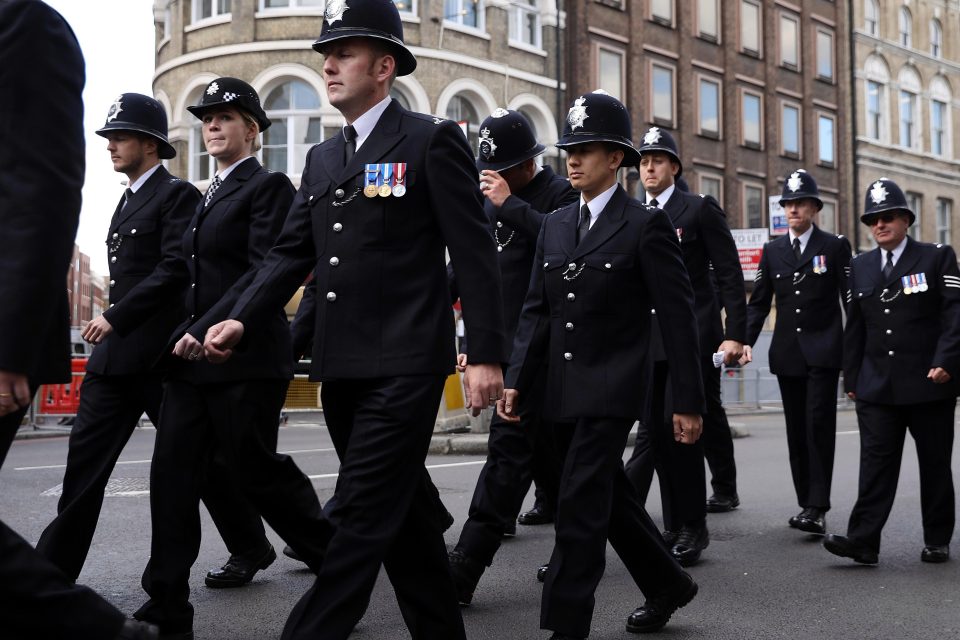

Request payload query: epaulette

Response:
[699,193,705,198]
[836,234,844,239]
[405,111,447,125]
[937,243,944,248]
[168,178,181,183]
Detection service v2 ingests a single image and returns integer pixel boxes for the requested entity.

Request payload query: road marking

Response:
[837,430,859,435]
[16,447,339,471]
[307,458,485,480]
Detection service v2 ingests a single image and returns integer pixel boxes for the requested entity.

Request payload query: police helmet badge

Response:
[787,171,803,193]
[206,82,220,96]
[324,0,349,24]
[643,127,662,145]
[491,108,509,118]
[478,127,497,160]
[870,180,888,205]
[105,96,123,123]
[567,96,589,130]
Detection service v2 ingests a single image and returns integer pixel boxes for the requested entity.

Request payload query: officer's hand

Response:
[173,333,204,361]
[673,413,703,444]
[717,340,744,365]
[738,345,753,367]
[480,170,511,208]
[463,362,504,417]
[456,353,468,373]
[204,320,245,364]
[928,367,952,384]
[81,315,114,345]
[497,389,521,423]
[0,370,31,417]
[846,391,856,400]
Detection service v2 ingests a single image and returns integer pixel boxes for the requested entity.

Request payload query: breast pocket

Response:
[116,219,160,266]
[583,253,634,312]
[852,286,874,301]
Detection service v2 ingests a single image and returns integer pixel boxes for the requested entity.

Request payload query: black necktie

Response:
[204,175,222,208]
[792,238,802,261]
[883,250,894,279]
[343,125,357,166]
[122,188,134,211]
[649,198,659,208]
[577,204,591,244]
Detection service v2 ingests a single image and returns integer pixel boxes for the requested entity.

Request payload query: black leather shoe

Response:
[116,620,159,640]
[205,544,277,588]
[448,548,485,606]
[536,563,549,583]
[705,493,740,513]
[662,530,679,547]
[671,524,709,567]
[795,508,826,535]
[921,544,950,563]
[518,501,554,526]
[822,534,878,565]
[788,511,802,529]
[626,571,698,633]
[502,519,517,538]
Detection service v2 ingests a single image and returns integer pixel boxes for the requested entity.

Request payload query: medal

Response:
[392,163,407,197]
[364,164,380,198]
[919,272,929,292]
[813,255,827,274]
[901,275,912,295]
[378,162,393,197]
[676,228,683,242]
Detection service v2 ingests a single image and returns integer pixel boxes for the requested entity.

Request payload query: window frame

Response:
[815,27,835,82]
[780,99,802,159]
[899,88,918,150]
[261,79,327,178]
[818,198,838,234]
[739,0,763,58]
[696,0,720,43]
[906,192,922,240]
[864,0,879,36]
[393,0,418,16]
[936,198,952,245]
[898,6,912,48]
[779,11,801,71]
[444,0,485,31]
[931,99,948,157]
[930,19,942,58]
[697,75,723,139]
[258,0,324,10]
[740,88,764,150]
[508,0,543,50]
[816,111,836,168]
[743,181,766,229]
[649,60,676,128]
[594,40,626,101]
[192,0,231,24]
[699,172,724,204]
[649,0,674,28]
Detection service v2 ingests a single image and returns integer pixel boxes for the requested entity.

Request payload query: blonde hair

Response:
[239,110,262,152]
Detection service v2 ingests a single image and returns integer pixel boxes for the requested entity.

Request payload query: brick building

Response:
[67,245,108,328]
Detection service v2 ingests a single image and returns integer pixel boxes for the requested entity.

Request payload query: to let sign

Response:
[731,228,769,281]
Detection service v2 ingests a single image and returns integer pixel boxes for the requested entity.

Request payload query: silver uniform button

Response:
[794,272,799,277]
[568,262,576,270]
[886,329,892,335]
[795,308,801,313]
[326,292,337,302]
[651,308,657,315]
[795,290,801,295]
[112,232,119,239]
[191,283,195,288]
[565,322,574,331]
[131,228,137,235]
[563,352,573,361]
[888,350,895,356]
[497,221,503,228]
[109,303,114,308]
[567,293,575,301]
[605,263,612,269]
[329,257,339,266]
[333,223,343,232]
[796,327,802,333]
[192,227,197,232]
[109,280,115,287]
[110,256,117,263]
[884,308,890,315]
[191,254,196,260]
[335,188,345,199]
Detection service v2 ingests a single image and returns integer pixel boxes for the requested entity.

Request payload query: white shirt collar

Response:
[580,182,619,229]
[215,155,255,183]
[788,224,815,254]
[645,184,675,208]
[348,96,393,151]
[128,163,161,193]
[884,235,909,266]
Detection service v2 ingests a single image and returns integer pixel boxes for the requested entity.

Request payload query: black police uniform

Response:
[0,2,133,636]
[625,127,745,552]
[507,92,704,639]
[36,94,268,582]
[133,79,329,636]
[226,5,506,637]
[835,179,959,558]
[744,170,851,524]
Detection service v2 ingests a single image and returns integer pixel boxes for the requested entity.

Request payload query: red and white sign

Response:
[731,228,769,281]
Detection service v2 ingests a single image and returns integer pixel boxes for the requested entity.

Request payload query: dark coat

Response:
[506,186,704,420]
[92,166,200,375]
[232,99,506,379]
[844,237,960,404]
[745,226,851,375]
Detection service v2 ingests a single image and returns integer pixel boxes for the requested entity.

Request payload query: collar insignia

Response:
[567,96,588,130]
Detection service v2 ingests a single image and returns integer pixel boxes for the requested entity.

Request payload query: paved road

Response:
[1,410,958,639]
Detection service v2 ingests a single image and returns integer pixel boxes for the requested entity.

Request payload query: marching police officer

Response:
[35,93,271,588]
[740,170,851,534]
[203,2,506,638]
[448,109,577,605]
[823,177,959,565]
[624,126,745,566]
[499,91,704,639]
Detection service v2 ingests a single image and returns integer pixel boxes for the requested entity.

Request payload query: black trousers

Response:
[457,371,560,565]
[35,371,267,581]
[0,394,126,639]
[542,417,687,639]
[282,376,465,640]
[847,398,956,552]
[776,369,840,510]
[136,378,328,634]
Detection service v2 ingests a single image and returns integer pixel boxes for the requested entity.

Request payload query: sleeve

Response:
[103,182,197,336]
[0,2,85,375]
[290,276,317,361]
[836,236,853,312]
[842,258,864,394]
[932,245,960,376]
[496,182,577,241]
[504,224,550,392]
[700,196,746,343]
[744,244,773,346]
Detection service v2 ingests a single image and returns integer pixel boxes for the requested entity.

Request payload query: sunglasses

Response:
[867,212,902,226]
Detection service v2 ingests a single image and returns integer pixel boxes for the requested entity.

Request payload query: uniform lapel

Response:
[111,166,168,231]
[662,189,687,227]
[200,157,259,217]
[799,225,826,266]
[556,203,577,257]
[322,100,408,186]
[885,237,922,287]
[571,186,628,260]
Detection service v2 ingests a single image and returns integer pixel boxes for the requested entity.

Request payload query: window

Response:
[161,2,171,40]
[930,20,943,57]
[651,0,673,26]
[650,63,674,126]
[906,192,922,240]
[781,102,800,158]
[780,13,800,70]
[509,0,541,48]
[816,29,834,81]
[597,45,625,100]
[699,77,721,137]
[740,1,761,55]
[818,114,835,166]
[262,81,323,176]
[742,91,762,148]
[446,94,481,154]
[936,199,952,245]
[189,117,214,182]
[864,55,890,143]
[389,87,412,111]
[193,0,231,21]
[700,174,722,203]
[262,0,322,7]
[930,77,952,158]
[445,0,481,29]
[697,0,719,41]
[819,199,837,233]
[864,0,879,36]
[866,80,883,139]
[393,0,416,13]
[744,183,764,228]
[899,7,912,48]
[899,90,917,148]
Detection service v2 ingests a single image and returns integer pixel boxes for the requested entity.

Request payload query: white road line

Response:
[15,447,341,471]
[307,459,485,480]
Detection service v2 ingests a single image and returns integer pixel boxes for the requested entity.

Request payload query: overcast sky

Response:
[46,0,157,274]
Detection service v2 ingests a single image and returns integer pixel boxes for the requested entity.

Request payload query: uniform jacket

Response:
[649,190,745,361]
[111,157,296,384]
[506,186,705,420]
[93,166,199,375]
[844,237,960,404]
[232,99,506,380]
[0,0,84,385]
[745,226,851,375]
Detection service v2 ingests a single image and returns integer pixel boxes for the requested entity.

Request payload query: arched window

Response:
[930,19,942,57]
[187,87,215,182]
[864,0,879,36]
[446,94,481,155]
[898,7,912,48]
[898,66,921,149]
[930,76,952,157]
[389,86,412,111]
[864,55,889,142]
[262,80,323,175]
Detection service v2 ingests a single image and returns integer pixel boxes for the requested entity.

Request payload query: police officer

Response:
[740,170,851,534]
[35,93,271,588]
[823,178,959,565]
[499,91,704,639]
[447,109,577,605]
[202,2,506,638]
[623,126,745,566]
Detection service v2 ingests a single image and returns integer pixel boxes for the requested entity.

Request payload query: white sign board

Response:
[731,228,770,281]
[769,195,788,235]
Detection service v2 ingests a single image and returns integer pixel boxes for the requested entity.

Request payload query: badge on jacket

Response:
[812,255,827,274]
[902,273,928,295]
[364,163,407,198]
